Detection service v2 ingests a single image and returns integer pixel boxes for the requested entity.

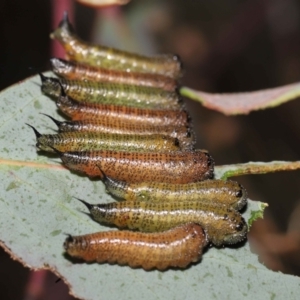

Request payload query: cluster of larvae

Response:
[29,13,248,271]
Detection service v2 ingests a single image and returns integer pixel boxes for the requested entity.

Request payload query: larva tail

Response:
[39,74,62,98]
[50,11,74,40]
[64,234,74,245]
[96,165,127,200]
[38,72,46,82]
[74,197,94,210]
[40,113,63,128]
[26,123,42,139]
[60,11,75,33]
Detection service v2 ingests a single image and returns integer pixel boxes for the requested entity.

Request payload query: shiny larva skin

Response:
[50,14,182,79]
[102,176,247,211]
[45,116,195,151]
[80,200,247,247]
[64,223,207,270]
[35,132,181,153]
[50,58,178,92]
[40,75,182,110]
[56,94,190,128]
[59,149,214,184]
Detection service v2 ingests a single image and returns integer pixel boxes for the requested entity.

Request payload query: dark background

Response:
[1,0,300,299]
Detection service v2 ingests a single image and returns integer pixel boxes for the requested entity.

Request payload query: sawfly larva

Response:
[58,149,214,184]
[64,223,207,270]
[26,124,181,153]
[42,114,195,150]
[50,58,178,92]
[56,93,191,128]
[77,199,247,247]
[100,172,247,211]
[51,13,182,79]
[40,74,182,110]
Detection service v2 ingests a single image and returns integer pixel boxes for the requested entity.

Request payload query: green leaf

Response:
[180,82,300,115]
[0,74,299,300]
[215,162,300,180]
[247,203,268,228]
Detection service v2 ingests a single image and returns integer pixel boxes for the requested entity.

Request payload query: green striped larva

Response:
[51,13,182,78]
[50,58,178,92]
[40,74,182,110]
[100,171,247,211]
[58,149,214,184]
[27,124,181,153]
[77,199,248,247]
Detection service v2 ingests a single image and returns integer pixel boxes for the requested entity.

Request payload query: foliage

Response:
[0,75,300,299]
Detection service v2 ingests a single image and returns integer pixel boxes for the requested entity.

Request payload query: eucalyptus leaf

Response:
[180,82,300,115]
[0,75,299,300]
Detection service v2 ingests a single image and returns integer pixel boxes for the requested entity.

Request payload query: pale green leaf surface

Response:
[0,75,299,300]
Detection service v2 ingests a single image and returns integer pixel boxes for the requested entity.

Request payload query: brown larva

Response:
[64,223,208,270]
[57,149,214,184]
[50,58,178,92]
[42,114,195,150]
[56,92,191,128]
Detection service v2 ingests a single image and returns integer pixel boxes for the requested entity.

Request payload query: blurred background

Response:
[1,0,300,299]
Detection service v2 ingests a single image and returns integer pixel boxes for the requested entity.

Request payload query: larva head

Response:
[203,151,215,179]
[39,74,62,98]
[160,54,182,79]
[221,213,248,246]
[234,183,248,211]
[205,205,248,247]
[186,127,195,139]
[173,54,182,66]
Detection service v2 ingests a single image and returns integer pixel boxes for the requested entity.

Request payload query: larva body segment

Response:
[80,200,247,246]
[45,115,195,150]
[64,223,207,270]
[40,75,182,110]
[102,176,247,211]
[50,14,182,79]
[56,94,191,128]
[50,58,178,92]
[40,75,182,111]
[59,149,214,184]
[33,131,181,153]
